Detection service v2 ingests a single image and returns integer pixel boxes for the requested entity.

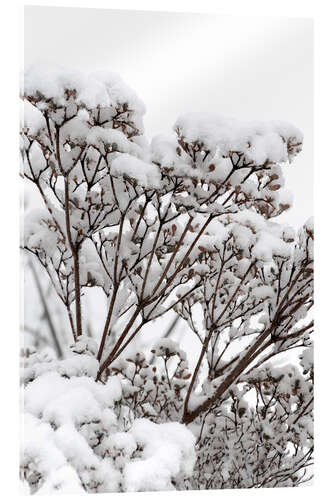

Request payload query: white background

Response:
[1,1,332,499]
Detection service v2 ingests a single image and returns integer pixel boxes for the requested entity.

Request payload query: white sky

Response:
[24,6,313,228]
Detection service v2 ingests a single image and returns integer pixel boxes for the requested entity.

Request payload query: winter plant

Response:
[20,66,313,493]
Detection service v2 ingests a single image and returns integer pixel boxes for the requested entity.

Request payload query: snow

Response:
[252,230,291,262]
[22,413,85,494]
[282,226,296,243]
[151,134,181,167]
[69,336,98,357]
[24,354,100,383]
[152,338,181,356]
[22,353,196,494]
[304,216,314,233]
[174,112,303,163]
[107,431,137,457]
[124,419,196,492]
[91,69,146,117]
[252,285,275,300]
[212,209,295,263]
[112,153,162,189]
[24,208,60,257]
[86,127,142,156]
[21,100,45,136]
[300,345,313,374]
[23,65,145,122]
[24,371,121,427]
[277,187,293,209]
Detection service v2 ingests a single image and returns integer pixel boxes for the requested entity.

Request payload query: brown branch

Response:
[140,225,162,302]
[150,216,194,297]
[96,305,142,381]
[64,176,82,338]
[54,125,83,338]
[148,214,215,304]
[182,260,313,424]
[292,396,314,425]
[97,283,119,362]
[182,261,255,421]
[105,320,146,365]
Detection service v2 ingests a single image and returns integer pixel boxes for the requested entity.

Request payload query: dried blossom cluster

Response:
[21,66,313,493]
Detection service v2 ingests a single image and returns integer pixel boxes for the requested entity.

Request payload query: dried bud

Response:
[268,184,281,191]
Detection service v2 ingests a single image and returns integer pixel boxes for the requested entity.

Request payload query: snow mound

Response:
[21,353,196,494]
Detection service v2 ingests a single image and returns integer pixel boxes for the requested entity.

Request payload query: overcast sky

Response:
[24,6,313,228]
